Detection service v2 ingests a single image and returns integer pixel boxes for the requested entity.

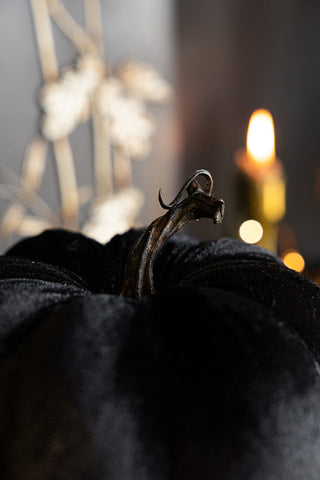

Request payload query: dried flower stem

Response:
[92,104,113,196]
[77,185,93,207]
[0,165,60,223]
[53,138,79,228]
[30,0,59,80]
[48,0,98,55]
[113,149,133,190]
[0,204,26,241]
[16,216,53,237]
[0,136,48,243]
[30,1,81,228]
[84,0,104,56]
[22,135,48,191]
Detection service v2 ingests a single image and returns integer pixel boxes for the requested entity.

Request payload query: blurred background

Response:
[0,0,320,278]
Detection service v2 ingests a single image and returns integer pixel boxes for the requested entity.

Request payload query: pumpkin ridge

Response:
[178,256,281,284]
[178,258,320,364]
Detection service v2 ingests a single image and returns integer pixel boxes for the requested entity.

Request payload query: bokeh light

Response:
[239,219,264,244]
[282,249,305,273]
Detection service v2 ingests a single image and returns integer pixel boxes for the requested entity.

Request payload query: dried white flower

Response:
[77,53,106,94]
[108,97,155,158]
[95,77,124,108]
[118,61,173,102]
[97,79,155,158]
[83,186,144,243]
[40,54,105,141]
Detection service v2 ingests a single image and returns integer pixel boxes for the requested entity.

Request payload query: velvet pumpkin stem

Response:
[121,169,224,298]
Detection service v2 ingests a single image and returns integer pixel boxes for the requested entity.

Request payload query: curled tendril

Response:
[158,169,214,210]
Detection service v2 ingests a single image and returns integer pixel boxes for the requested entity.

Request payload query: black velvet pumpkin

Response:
[1,174,320,479]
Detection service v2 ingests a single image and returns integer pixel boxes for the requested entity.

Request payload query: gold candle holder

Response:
[235,109,286,253]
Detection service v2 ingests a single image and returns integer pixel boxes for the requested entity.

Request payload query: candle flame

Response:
[246,109,275,167]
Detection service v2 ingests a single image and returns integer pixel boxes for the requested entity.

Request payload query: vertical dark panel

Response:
[175,0,320,263]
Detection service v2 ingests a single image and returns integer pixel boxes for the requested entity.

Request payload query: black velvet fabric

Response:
[2,228,320,479]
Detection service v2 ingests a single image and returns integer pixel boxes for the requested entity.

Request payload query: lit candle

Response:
[235,109,286,252]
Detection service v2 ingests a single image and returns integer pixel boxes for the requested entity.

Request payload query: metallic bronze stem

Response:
[121,169,224,298]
